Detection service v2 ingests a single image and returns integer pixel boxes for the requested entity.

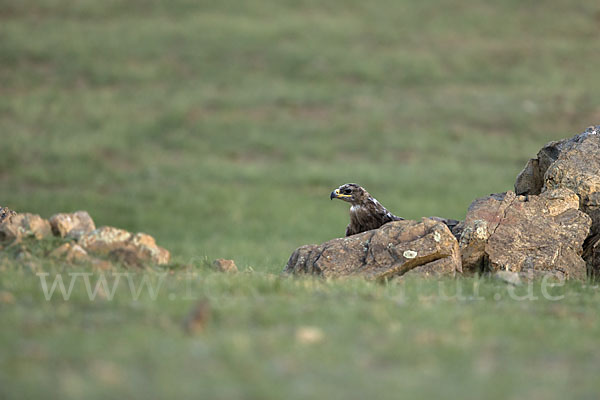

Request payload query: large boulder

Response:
[284,218,462,280]
[514,126,600,275]
[456,189,591,280]
[515,126,599,198]
[79,226,171,266]
[0,213,52,242]
[49,211,96,240]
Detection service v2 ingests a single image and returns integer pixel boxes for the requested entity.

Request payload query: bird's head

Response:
[330,183,367,205]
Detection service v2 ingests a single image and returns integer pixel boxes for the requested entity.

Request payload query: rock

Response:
[79,226,130,252]
[212,258,238,273]
[0,206,16,223]
[454,192,513,272]
[49,211,96,240]
[79,226,170,266]
[515,126,599,197]
[514,126,600,276]
[295,326,325,344]
[284,218,462,280]
[182,300,211,335]
[128,232,170,265]
[129,232,170,265]
[0,213,52,242]
[544,129,600,236]
[49,242,89,263]
[458,189,591,280]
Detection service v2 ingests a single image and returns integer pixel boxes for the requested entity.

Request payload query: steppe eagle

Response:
[330,183,404,237]
[330,183,458,237]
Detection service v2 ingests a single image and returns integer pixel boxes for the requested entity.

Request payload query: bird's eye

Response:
[343,189,352,195]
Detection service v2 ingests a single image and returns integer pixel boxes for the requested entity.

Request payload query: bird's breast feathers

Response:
[349,204,382,231]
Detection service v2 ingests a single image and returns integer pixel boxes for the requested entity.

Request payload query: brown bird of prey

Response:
[330,183,404,236]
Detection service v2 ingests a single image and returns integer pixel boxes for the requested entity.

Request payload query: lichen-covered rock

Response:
[49,211,96,240]
[515,126,599,197]
[129,232,171,265]
[0,213,52,242]
[544,130,600,235]
[79,226,170,265]
[79,226,131,253]
[458,189,591,280]
[0,206,16,224]
[284,218,462,280]
[515,126,600,276]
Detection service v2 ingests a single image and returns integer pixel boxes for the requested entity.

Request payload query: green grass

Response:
[2,251,600,399]
[1,0,600,398]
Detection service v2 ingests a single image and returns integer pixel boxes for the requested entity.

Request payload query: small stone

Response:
[295,326,324,344]
[183,300,211,335]
[213,258,238,273]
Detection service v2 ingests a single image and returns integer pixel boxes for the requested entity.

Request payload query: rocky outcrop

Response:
[514,126,600,276]
[0,209,170,267]
[456,189,590,280]
[49,211,96,240]
[0,213,52,242]
[284,218,461,280]
[283,127,600,281]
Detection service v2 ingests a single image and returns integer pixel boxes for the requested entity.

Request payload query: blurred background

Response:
[2,0,599,271]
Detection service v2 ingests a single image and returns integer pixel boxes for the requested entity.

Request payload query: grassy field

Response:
[1,0,600,398]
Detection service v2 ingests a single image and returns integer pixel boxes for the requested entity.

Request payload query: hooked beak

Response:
[330,188,351,200]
